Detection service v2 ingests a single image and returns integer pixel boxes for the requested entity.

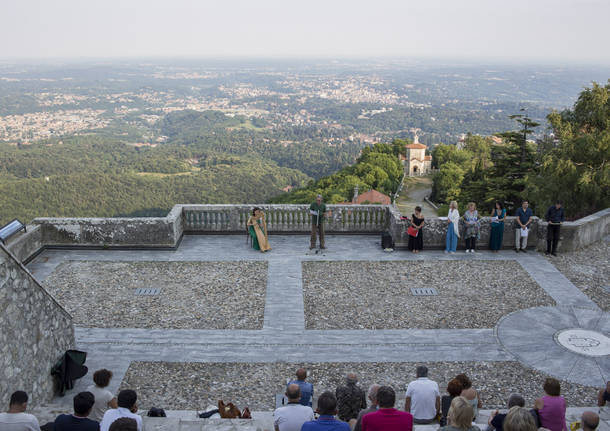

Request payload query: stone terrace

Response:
[26,233,609,414]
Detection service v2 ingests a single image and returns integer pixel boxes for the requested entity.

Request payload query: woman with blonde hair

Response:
[444,201,460,254]
[503,406,537,431]
[438,396,480,431]
[247,207,271,252]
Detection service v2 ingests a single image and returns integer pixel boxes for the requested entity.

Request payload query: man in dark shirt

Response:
[54,392,99,431]
[545,201,565,256]
[514,200,533,252]
[489,393,531,431]
[310,195,328,250]
[335,373,367,423]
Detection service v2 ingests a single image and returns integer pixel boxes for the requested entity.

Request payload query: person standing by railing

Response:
[545,201,564,256]
[444,201,460,254]
[514,200,533,253]
[310,195,329,250]
[489,202,506,252]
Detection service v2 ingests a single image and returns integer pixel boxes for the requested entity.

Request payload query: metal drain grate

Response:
[410,287,438,296]
[134,287,161,296]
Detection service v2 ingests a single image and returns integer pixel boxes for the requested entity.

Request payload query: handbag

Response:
[407,226,418,237]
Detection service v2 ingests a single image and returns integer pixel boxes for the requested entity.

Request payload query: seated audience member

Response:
[440,379,463,426]
[0,391,41,431]
[301,391,350,431]
[534,377,567,431]
[455,374,482,420]
[597,381,610,406]
[503,406,537,431]
[581,411,599,431]
[86,368,118,422]
[361,386,412,431]
[108,418,137,431]
[273,383,314,431]
[335,373,367,423]
[488,393,525,431]
[438,396,480,431]
[404,365,440,424]
[54,392,99,431]
[353,384,381,431]
[99,390,142,431]
[287,368,313,407]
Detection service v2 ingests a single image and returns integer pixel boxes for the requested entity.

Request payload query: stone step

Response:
[27,406,610,431]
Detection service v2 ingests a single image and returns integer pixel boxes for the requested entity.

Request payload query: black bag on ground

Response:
[51,350,88,396]
[147,407,167,417]
[381,231,394,249]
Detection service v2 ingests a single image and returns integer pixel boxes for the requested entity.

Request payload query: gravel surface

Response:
[120,361,598,411]
[43,261,267,329]
[303,260,555,329]
[545,240,610,311]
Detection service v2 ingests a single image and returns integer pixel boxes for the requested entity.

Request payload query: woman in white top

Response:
[444,201,460,253]
[86,369,118,422]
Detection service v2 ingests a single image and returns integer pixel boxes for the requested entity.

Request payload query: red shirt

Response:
[361,408,413,431]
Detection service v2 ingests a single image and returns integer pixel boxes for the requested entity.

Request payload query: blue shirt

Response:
[301,415,351,431]
[516,207,533,225]
[288,379,313,407]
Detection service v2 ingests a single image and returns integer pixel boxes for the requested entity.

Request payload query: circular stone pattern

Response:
[496,306,610,387]
[555,329,610,357]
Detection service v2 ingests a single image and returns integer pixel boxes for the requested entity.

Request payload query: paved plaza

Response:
[27,234,609,410]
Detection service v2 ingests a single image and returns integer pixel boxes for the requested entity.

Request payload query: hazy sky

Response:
[2,0,609,63]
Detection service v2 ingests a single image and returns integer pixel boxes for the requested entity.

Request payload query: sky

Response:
[1,0,609,64]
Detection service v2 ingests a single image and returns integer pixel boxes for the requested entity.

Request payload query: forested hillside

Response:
[0,134,310,223]
[269,141,406,204]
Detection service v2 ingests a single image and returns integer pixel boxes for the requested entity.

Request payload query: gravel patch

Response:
[303,260,554,329]
[43,261,267,329]
[545,240,610,311]
[120,361,598,411]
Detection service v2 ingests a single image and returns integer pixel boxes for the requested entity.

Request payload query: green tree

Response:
[432,162,465,203]
[526,81,610,219]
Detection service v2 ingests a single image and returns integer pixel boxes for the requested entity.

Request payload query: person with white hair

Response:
[353,384,381,431]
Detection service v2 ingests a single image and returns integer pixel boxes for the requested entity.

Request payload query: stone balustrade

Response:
[182,204,388,233]
[2,204,608,263]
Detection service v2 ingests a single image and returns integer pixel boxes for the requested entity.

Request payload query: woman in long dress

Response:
[489,201,506,252]
[247,207,271,252]
[408,206,425,253]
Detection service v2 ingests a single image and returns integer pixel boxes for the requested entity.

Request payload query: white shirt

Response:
[99,407,142,431]
[405,377,440,420]
[86,384,115,422]
[0,412,41,431]
[274,403,315,431]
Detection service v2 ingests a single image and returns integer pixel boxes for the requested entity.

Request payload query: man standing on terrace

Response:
[310,194,329,250]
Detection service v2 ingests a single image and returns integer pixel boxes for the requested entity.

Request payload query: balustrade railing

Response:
[181,204,389,233]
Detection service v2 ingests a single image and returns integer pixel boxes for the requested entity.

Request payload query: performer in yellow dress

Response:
[247,207,271,252]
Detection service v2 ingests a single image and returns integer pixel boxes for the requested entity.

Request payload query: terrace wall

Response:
[0,244,74,407]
